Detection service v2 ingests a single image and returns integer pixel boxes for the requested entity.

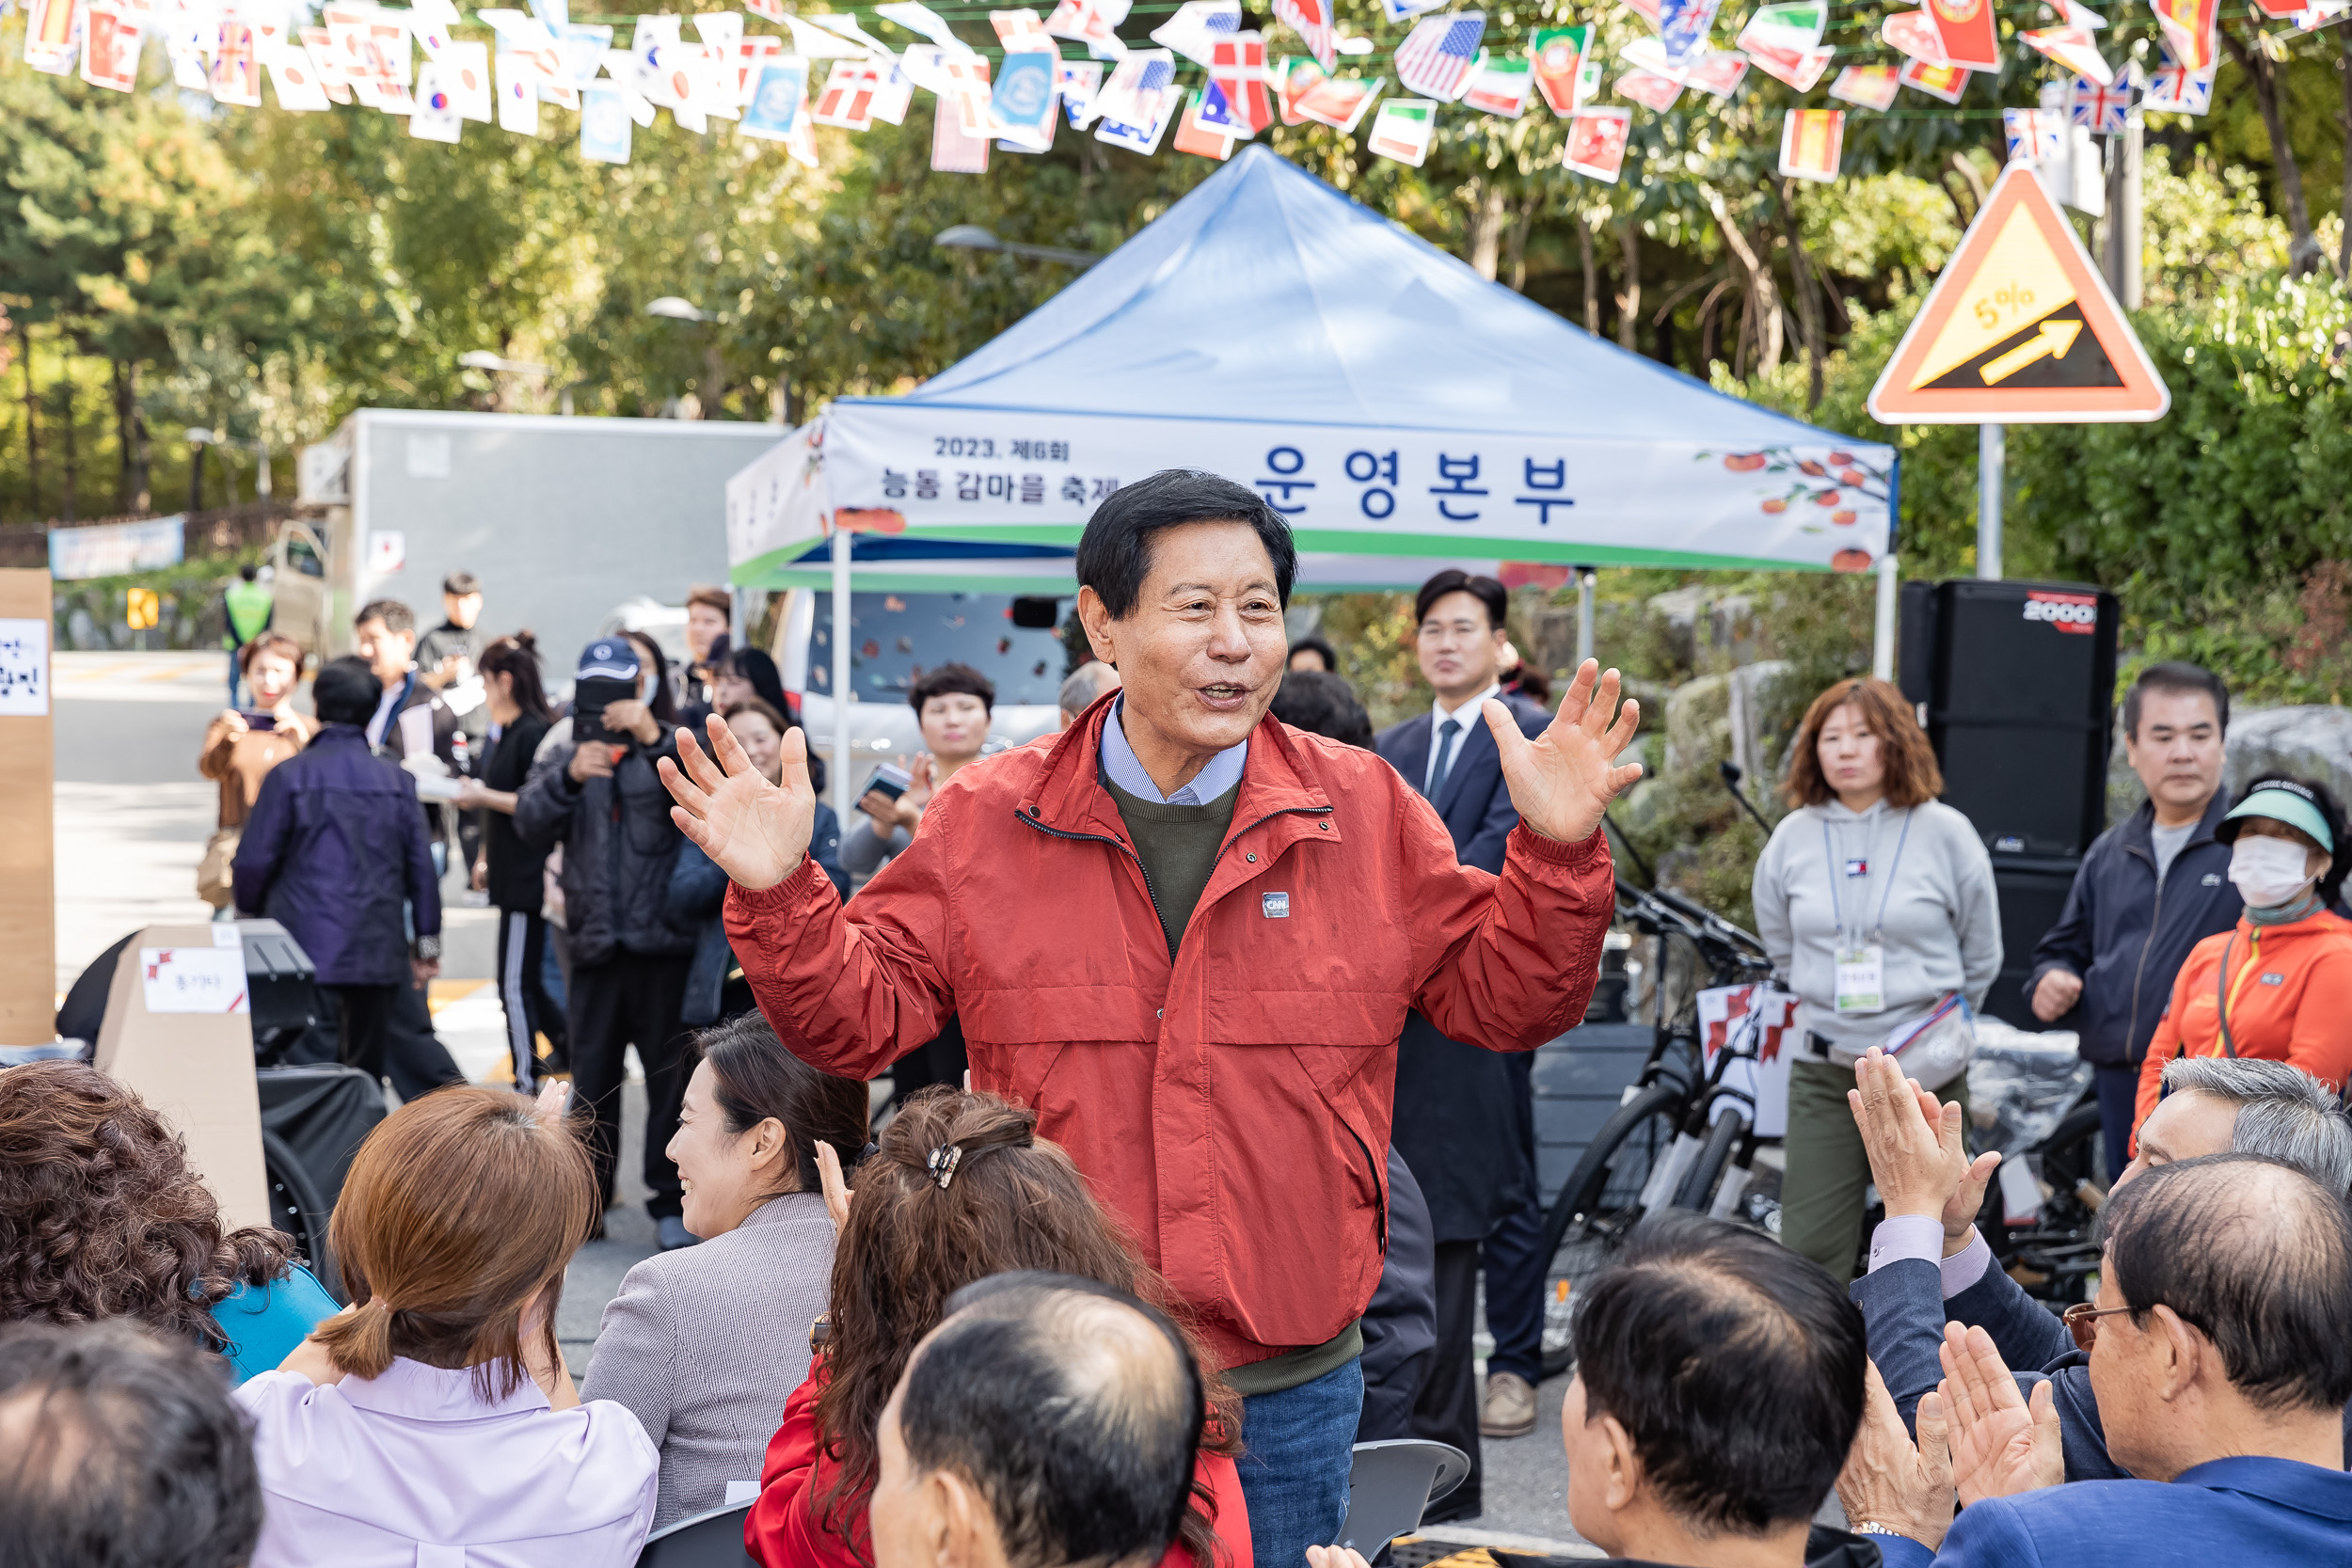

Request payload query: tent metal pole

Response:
[1872,552,1899,682]
[832,527,852,821]
[1576,569,1597,667]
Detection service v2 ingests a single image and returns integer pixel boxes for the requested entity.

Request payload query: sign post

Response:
[1870,164,2168,588]
[1867,164,2169,426]
[1978,423,2005,579]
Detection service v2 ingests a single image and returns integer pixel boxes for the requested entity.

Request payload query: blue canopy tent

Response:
[726,143,1900,811]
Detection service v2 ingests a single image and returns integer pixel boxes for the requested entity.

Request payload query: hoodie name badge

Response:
[1845,858,1869,878]
[1263,892,1291,919]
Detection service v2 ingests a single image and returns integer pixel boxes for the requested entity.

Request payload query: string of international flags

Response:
[16,0,2344,185]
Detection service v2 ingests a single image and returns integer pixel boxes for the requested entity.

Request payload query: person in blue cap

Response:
[516,633,699,1248]
[2132,773,2352,1142]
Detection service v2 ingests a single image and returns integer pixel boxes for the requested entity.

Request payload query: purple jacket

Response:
[233,725,441,987]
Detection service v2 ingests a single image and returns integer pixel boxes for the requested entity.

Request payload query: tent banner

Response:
[821,401,1893,572]
[725,420,826,579]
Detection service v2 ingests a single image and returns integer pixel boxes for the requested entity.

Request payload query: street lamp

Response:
[932,225,1101,268]
[458,351,585,414]
[457,350,553,375]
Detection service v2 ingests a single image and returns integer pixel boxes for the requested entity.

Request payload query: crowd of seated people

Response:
[8,1004,2351,1568]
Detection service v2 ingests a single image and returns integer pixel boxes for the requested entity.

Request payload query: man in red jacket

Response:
[660,470,1640,1566]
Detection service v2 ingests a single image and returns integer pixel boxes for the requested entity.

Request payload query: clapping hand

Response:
[1484,658,1644,845]
[659,715,817,892]
[1939,1323,2064,1504]
[1836,1362,1957,1550]
[1850,1048,2000,1247]
[814,1139,854,1233]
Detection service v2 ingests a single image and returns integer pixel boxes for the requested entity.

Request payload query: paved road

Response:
[51,653,660,1375]
[52,654,1629,1545]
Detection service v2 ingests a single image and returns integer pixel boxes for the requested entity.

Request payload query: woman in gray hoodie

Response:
[1753,676,2001,1285]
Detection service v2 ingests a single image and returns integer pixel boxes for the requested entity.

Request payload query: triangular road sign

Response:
[1869,163,2169,423]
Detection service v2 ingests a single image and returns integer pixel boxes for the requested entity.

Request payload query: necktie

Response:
[1428,717,1464,798]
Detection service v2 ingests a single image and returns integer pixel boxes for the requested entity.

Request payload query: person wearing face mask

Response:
[516,634,699,1249]
[2132,776,2352,1139]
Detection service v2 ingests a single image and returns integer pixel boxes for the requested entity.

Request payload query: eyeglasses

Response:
[2062,1302,2135,1353]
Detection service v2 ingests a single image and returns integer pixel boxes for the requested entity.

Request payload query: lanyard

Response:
[1823,807,1914,944]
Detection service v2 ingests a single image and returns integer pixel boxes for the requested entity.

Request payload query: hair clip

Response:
[927,1144,964,1191]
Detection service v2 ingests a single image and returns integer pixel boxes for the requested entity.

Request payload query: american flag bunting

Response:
[1393,12,1485,102]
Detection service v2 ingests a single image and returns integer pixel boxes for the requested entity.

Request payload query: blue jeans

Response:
[1238,1356,1363,1568]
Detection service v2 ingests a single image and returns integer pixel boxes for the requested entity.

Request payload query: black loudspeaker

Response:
[1983,857,2082,1030]
[1899,578,2121,860]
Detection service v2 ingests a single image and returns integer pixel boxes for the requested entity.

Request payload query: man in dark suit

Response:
[1374,569,1553,1515]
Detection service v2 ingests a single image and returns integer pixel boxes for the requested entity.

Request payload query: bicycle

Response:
[1534,879,1777,1377]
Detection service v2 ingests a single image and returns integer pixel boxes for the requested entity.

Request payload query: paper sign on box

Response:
[141,948,251,1015]
[0,618,48,718]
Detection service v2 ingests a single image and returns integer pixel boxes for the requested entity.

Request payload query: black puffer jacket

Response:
[515,726,696,966]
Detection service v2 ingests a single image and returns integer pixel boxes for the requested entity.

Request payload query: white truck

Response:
[285,409,784,667]
[286,409,1068,797]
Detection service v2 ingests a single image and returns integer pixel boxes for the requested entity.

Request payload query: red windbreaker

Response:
[745,1369,1252,1568]
[725,701,1613,1370]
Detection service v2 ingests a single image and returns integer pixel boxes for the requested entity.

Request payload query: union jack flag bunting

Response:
[2001,106,2064,164]
[1656,0,1724,68]
[2071,73,2132,133]
[2142,43,2214,114]
[1393,11,1484,103]
[1272,0,1335,70]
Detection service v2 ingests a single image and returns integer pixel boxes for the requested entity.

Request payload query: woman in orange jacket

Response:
[2135,775,2352,1140]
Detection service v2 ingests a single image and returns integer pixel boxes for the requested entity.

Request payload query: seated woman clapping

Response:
[236,1085,659,1568]
[746,1088,1252,1568]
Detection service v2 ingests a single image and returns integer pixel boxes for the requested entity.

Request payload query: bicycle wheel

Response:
[261,1130,342,1303]
[1538,1083,1684,1378]
[1673,1109,1749,1214]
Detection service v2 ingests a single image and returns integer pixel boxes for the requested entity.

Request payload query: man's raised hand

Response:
[658,714,815,892]
[1484,658,1644,846]
[1849,1048,2000,1238]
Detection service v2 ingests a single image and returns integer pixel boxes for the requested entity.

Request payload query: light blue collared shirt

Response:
[1099,696,1248,806]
